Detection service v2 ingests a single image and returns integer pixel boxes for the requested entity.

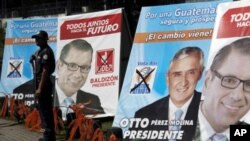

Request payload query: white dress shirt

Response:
[198,104,229,141]
[56,82,77,121]
[169,94,194,121]
[169,94,194,130]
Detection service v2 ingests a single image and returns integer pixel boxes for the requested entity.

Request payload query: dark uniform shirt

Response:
[34,45,55,97]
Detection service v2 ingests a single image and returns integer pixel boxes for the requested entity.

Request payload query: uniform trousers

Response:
[37,86,55,141]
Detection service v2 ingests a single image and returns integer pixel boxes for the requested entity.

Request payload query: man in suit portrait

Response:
[193,38,250,141]
[54,39,105,120]
[13,39,105,121]
[128,46,204,141]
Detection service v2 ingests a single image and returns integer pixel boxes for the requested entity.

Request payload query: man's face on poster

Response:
[57,47,92,97]
[167,53,202,107]
[203,51,250,130]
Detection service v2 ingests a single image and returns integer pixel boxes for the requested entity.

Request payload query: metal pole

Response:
[1,0,2,18]
[4,0,6,18]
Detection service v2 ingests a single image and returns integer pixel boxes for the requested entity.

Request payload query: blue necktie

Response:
[212,134,228,141]
[62,97,75,120]
[169,109,183,141]
[175,109,183,120]
[64,97,75,107]
[172,109,183,130]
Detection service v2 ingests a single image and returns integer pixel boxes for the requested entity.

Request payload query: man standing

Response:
[54,39,105,121]
[31,30,55,141]
[129,47,204,141]
[194,38,250,141]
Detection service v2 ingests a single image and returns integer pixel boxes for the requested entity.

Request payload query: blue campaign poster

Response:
[113,0,230,140]
[0,18,57,105]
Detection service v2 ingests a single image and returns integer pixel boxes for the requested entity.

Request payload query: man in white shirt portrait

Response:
[194,38,250,141]
[54,39,105,121]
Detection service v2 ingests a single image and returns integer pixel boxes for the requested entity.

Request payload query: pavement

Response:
[0,118,43,141]
[0,118,66,141]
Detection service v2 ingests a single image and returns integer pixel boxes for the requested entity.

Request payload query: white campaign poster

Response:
[56,9,122,118]
[207,1,250,124]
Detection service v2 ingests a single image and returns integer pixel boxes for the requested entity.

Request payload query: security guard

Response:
[31,30,56,141]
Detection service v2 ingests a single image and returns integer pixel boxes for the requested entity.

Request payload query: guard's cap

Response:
[31,30,48,40]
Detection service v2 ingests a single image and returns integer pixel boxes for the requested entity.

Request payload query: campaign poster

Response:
[206,0,250,127]
[1,18,57,106]
[0,83,6,97]
[56,8,121,118]
[112,1,230,140]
